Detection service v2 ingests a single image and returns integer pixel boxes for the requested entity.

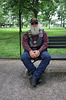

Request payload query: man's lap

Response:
[21,50,51,61]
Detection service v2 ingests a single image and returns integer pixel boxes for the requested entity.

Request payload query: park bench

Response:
[31,36,66,62]
[48,36,66,60]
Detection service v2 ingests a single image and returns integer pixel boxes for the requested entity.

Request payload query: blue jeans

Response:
[21,51,51,79]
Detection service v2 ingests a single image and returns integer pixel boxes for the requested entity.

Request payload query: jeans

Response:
[21,50,51,79]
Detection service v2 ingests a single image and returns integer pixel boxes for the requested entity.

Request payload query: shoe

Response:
[29,76,38,87]
[38,76,43,84]
[25,69,32,76]
[27,71,32,76]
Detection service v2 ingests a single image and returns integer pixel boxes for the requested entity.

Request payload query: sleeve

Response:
[39,31,49,53]
[22,32,32,52]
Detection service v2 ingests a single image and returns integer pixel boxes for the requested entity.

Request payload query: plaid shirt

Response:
[22,30,49,53]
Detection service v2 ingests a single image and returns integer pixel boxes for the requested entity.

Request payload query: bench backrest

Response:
[48,36,66,48]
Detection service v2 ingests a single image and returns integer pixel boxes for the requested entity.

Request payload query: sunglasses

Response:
[31,22,38,25]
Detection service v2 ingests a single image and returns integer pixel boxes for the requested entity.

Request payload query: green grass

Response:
[0,27,66,58]
[44,27,66,36]
[0,27,20,58]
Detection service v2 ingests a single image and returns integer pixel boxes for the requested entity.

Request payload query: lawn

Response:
[0,27,66,58]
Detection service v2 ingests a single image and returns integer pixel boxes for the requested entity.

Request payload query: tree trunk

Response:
[33,9,38,18]
[33,0,38,18]
[19,9,22,57]
[46,22,48,27]
[61,17,62,27]
[63,18,65,27]
[49,19,50,29]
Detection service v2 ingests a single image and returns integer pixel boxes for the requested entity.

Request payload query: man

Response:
[21,18,51,87]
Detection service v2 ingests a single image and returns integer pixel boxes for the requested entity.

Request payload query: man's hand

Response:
[34,50,40,58]
[29,50,40,58]
[29,50,35,58]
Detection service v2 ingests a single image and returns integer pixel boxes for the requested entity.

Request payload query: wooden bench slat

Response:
[48,36,66,49]
[49,40,66,42]
[48,36,66,39]
[51,55,66,60]
[48,46,66,48]
[49,43,66,45]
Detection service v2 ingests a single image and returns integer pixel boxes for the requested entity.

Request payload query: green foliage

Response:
[57,0,66,27]
[1,0,66,28]
[38,0,58,29]
[0,8,6,26]
[0,1,6,26]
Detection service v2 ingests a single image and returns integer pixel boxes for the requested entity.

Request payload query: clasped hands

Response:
[29,50,40,58]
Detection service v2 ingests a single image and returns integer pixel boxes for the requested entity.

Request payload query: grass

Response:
[0,27,66,58]
[0,27,20,58]
[44,27,66,36]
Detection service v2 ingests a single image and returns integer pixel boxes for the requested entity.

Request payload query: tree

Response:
[2,0,29,56]
[0,0,6,27]
[40,0,58,29]
[57,0,66,27]
[23,0,40,18]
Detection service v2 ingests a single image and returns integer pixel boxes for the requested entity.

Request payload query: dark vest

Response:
[27,29,44,49]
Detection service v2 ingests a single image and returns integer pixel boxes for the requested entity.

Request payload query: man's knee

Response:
[41,51,51,61]
[21,52,30,61]
[46,54,51,61]
[21,54,25,61]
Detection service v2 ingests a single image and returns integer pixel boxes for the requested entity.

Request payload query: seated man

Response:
[21,18,51,87]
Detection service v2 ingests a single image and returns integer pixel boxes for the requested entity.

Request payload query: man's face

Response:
[31,21,38,27]
[31,24,38,27]
[30,22,40,35]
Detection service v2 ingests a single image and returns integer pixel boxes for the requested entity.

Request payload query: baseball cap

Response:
[30,18,38,25]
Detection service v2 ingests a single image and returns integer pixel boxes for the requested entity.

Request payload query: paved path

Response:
[0,60,66,100]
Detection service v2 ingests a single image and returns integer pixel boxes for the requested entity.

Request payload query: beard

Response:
[30,23,40,35]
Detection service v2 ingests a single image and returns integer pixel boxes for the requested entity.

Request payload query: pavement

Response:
[0,59,66,100]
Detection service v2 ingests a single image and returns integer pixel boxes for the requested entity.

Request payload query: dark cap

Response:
[30,18,38,23]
